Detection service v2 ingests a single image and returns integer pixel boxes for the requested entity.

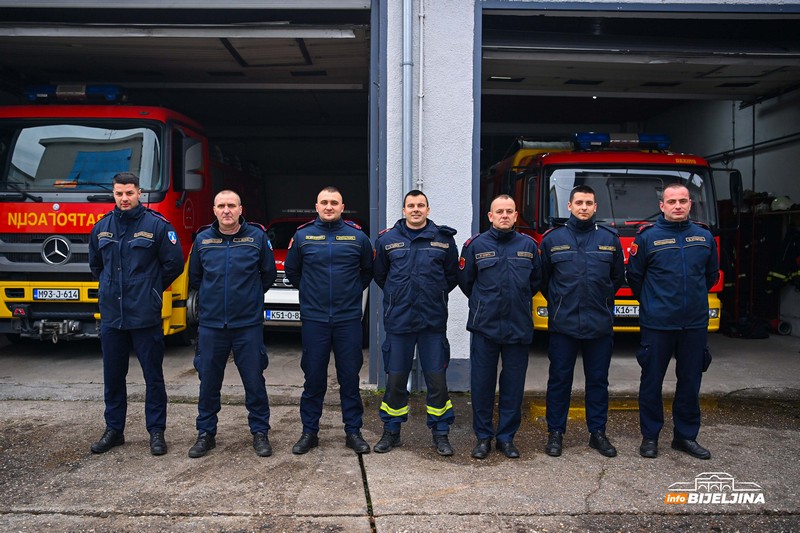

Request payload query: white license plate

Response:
[614,305,639,317]
[33,288,79,300]
[265,309,301,321]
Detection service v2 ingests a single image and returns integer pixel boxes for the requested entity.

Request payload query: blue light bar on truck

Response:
[25,84,126,103]
[573,132,671,151]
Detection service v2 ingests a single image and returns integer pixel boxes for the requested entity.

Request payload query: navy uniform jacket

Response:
[374,218,458,334]
[89,204,184,330]
[284,217,373,324]
[189,216,277,329]
[626,215,719,330]
[458,227,542,344]
[540,215,625,339]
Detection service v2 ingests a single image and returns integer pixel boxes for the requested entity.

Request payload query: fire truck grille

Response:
[0,233,90,266]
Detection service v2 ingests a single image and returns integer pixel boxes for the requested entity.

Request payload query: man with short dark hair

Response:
[285,186,374,455]
[540,185,624,458]
[187,190,277,458]
[627,183,719,460]
[372,189,459,456]
[88,172,184,456]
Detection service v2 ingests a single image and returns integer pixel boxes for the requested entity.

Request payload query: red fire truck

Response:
[0,84,216,343]
[493,132,738,332]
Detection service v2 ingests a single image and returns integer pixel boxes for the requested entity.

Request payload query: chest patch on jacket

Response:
[385,242,404,250]
[431,241,449,249]
[686,236,706,243]
[598,245,616,251]
[305,235,326,240]
[654,238,676,246]
[133,231,153,239]
[550,244,570,252]
[336,235,356,241]
[517,251,534,258]
[202,238,223,244]
[233,237,254,243]
[476,251,496,259]
[97,231,113,239]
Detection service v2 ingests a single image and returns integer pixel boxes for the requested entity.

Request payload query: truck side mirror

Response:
[729,169,743,211]
[183,138,204,192]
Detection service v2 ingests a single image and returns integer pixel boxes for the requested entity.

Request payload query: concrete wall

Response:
[384,0,475,388]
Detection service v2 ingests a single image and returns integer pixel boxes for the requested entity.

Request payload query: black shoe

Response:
[91,428,125,454]
[545,432,563,457]
[497,440,520,459]
[589,432,617,458]
[253,432,272,457]
[149,431,167,456]
[373,430,401,453]
[345,432,371,454]
[471,438,492,459]
[188,432,216,458]
[639,438,658,458]
[433,434,454,457]
[671,438,711,460]
[292,433,319,455]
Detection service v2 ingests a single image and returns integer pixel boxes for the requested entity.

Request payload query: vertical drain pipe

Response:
[416,0,425,190]
[402,0,414,194]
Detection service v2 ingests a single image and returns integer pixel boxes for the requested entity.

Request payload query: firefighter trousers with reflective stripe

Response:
[379,330,454,434]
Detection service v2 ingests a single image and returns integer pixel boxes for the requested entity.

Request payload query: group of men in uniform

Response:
[88,174,717,462]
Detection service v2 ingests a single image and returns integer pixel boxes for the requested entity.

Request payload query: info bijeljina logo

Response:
[664,472,765,505]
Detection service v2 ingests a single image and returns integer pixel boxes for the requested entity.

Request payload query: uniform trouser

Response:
[637,326,706,441]
[194,324,270,435]
[100,324,167,434]
[299,318,364,435]
[546,332,613,434]
[469,333,529,443]
[379,330,454,434]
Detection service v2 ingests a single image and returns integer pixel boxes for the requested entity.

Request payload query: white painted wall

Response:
[385,0,475,366]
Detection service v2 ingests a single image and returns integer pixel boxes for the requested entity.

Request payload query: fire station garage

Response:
[0,1,799,391]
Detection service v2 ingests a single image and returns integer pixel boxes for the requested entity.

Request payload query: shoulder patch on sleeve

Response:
[637,223,654,234]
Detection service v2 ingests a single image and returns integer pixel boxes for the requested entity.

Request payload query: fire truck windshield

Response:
[0,122,161,194]
[541,166,717,235]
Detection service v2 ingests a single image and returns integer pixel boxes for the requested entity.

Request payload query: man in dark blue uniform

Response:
[284,186,374,455]
[186,190,277,458]
[458,194,542,459]
[88,172,184,456]
[627,183,719,460]
[373,189,459,456]
[540,185,625,458]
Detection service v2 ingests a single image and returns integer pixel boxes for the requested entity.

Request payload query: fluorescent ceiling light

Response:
[0,24,356,39]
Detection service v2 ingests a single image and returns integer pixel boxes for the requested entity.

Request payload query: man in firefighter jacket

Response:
[540,185,625,459]
[627,183,719,460]
[284,186,374,455]
[88,172,184,456]
[187,190,277,459]
[458,194,542,459]
[372,189,459,456]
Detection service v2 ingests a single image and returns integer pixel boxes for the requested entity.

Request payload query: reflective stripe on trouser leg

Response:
[424,371,454,434]
[379,371,410,432]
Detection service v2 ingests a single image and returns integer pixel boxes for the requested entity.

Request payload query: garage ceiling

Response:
[0,8,798,131]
